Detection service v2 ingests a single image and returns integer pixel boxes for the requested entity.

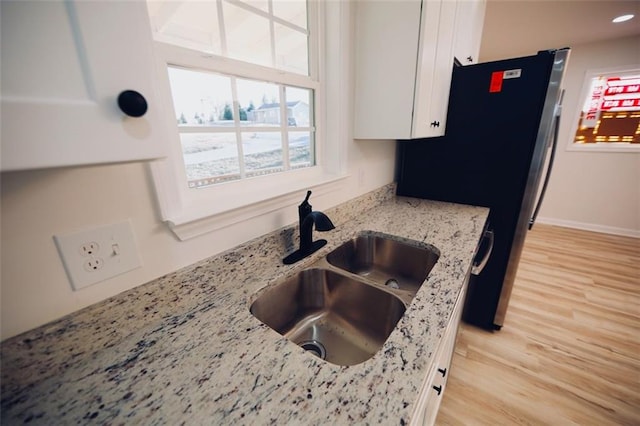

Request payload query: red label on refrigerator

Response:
[490,71,503,93]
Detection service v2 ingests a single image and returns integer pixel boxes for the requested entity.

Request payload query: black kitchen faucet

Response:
[283,190,335,265]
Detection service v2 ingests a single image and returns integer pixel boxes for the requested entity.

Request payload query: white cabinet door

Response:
[412,0,457,138]
[410,275,469,426]
[453,0,486,66]
[1,0,168,171]
[354,0,460,140]
[353,0,422,140]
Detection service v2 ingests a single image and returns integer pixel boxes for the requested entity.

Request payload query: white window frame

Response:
[567,65,640,153]
[149,1,349,240]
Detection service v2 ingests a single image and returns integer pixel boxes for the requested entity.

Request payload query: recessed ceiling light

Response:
[612,14,634,23]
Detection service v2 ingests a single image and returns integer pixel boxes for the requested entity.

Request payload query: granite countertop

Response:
[1,186,489,425]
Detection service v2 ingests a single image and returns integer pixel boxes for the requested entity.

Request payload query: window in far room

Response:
[570,66,640,152]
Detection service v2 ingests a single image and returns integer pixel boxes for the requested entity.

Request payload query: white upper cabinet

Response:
[453,0,486,66]
[1,0,168,172]
[412,0,458,139]
[354,0,485,140]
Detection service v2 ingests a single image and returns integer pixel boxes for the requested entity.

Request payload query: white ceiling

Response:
[479,0,640,61]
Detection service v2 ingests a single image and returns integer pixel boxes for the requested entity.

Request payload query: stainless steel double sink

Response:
[250,231,440,366]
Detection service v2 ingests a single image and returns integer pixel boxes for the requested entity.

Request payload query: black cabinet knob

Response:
[467,56,473,63]
[432,385,442,396]
[438,367,447,377]
[430,120,440,127]
[117,90,148,117]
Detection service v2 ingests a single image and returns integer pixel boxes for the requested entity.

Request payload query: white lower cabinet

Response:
[410,274,468,425]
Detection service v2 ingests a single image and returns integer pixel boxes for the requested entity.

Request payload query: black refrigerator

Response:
[397,49,570,330]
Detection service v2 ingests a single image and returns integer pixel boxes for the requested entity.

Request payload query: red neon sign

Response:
[600,98,640,110]
[604,84,640,96]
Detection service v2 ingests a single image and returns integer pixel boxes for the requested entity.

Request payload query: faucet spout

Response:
[300,211,335,253]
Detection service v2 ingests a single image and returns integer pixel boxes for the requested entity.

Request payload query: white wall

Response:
[537,35,640,236]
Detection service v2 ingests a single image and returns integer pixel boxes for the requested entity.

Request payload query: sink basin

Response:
[326,231,440,294]
[250,268,405,366]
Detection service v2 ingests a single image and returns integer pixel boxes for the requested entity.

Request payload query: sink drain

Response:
[299,340,326,359]
[385,278,400,289]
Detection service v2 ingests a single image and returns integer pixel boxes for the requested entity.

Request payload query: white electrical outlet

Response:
[80,242,99,256]
[53,220,142,291]
[84,258,104,272]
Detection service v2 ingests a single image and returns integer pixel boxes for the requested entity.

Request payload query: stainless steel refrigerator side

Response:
[493,49,571,327]
[529,109,562,229]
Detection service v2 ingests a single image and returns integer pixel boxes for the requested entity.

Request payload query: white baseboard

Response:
[535,216,640,238]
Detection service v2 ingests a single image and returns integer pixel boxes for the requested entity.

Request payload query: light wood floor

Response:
[436,224,640,425]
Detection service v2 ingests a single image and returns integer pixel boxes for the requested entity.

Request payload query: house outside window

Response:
[166,66,315,187]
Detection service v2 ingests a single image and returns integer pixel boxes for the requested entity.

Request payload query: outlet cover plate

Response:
[54,220,142,291]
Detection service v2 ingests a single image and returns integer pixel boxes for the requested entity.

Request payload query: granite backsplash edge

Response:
[0,183,396,393]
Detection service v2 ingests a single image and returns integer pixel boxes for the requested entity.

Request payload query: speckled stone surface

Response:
[1,185,489,425]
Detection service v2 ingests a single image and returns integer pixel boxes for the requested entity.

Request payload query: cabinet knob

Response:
[467,56,474,63]
[117,90,148,117]
[432,385,442,396]
[438,367,447,377]
[430,120,440,128]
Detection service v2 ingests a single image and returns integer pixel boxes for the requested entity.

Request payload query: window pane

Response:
[236,0,269,12]
[181,133,240,187]
[289,131,313,168]
[168,67,233,128]
[274,23,308,75]
[236,78,280,126]
[223,2,271,67]
[146,2,222,55]
[242,132,284,177]
[155,0,316,191]
[285,86,311,127]
[273,0,307,29]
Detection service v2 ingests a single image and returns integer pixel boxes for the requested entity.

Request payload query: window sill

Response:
[164,173,349,241]
[566,143,640,153]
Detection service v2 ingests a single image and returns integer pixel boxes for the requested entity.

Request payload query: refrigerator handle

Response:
[529,104,562,230]
[471,229,494,276]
